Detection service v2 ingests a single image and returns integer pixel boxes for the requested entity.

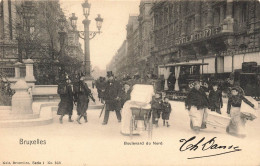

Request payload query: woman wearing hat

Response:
[57,76,74,124]
[226,86,255,137]
[185,80,209,133]
[74,75,95,124]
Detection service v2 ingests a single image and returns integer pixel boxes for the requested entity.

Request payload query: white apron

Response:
[189,106,208,128]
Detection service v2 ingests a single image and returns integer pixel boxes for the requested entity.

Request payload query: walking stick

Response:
[99,103,106,118]
[201,108,207,129]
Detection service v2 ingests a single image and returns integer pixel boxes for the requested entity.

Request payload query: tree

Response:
[1,0,84,85]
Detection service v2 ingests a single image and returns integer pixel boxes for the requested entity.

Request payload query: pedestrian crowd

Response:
[56,70,257,138]
[185,79,256,137]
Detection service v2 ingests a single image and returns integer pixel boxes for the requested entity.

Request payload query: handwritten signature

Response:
[179,136,242,159]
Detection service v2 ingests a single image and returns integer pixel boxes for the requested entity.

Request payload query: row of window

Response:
[153,2,249,35]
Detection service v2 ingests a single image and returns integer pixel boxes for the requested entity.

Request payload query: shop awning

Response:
[158,62,209,68]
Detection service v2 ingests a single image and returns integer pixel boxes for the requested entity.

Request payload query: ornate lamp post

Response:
[16,1,36,62]
[69,0,103,80]
[57,14,67,79]
[58,14,67,59]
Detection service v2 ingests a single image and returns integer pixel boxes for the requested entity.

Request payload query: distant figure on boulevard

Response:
[185,81,209,134]
[96,77,106,104]
[102,71,122,125]
[57,74,74,124]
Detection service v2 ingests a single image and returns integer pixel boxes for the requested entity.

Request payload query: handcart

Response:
[130,107,153,139]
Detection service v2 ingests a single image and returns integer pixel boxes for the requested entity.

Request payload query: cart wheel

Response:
[148,118,153,139]
[130,116,134,138]
[134,120,137,130]
[144,115,147,130]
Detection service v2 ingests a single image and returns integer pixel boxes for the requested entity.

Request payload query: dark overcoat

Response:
[185,88,209,110]
[96,80,106,99]
[104,79,121,111]
[162,102,171,120]
[76,80,91,116]
[57,83,74,115]
[209,90,223,109]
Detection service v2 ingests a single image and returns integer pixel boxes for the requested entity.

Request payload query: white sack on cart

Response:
[130,84,154,104]
[121,84,154,135]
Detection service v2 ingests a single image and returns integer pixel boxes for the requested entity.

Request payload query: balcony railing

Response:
[0,67,15,78]
[0,65,26,78]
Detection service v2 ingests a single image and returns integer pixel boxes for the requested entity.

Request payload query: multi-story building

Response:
[115,40,127,77]
[151,0,260,77]
[136,1,153,77]
[109,1,153,78]
[106,40,127,78]
[126,15,139,76]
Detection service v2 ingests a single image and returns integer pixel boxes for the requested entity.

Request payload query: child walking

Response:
[162,97,172,127]
[151,93,163,127]
[209,83,223,114]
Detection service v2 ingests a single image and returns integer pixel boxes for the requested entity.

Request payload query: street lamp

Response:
[95,14,103,32]
[69,0,103,80]
[58,14,67,78]
[58,14,67,58]
[21,1,35,38]
[70,13,78,30]
[16,1,36,62]
[16,23,23,62]
[82,0,91,17]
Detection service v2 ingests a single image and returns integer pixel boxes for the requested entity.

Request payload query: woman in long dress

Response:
[57,78,74,124]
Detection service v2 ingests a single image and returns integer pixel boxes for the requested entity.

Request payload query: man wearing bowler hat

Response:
[102,71,122,125]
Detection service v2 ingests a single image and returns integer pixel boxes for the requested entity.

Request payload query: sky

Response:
[60,0,140,70]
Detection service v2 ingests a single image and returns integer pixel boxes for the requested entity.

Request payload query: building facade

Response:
[125,15,139,76]
[106,40,128,78]
[108,1,153,78]
[151,0,260,77]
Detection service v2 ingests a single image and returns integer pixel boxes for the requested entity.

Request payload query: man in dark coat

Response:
[102,71,122,125]
[185,81,209,133]
[209,83,223,114]
[57,76,74,124]
[74,76,95,124]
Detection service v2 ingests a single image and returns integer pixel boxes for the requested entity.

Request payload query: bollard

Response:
[11,79,33,114]
[23,59,36,88]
